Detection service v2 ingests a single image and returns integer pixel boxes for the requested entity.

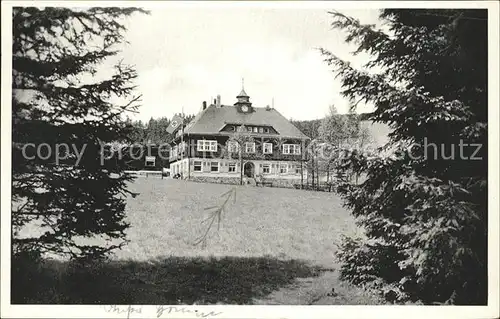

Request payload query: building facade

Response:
[102,144,170,172]
[123,144,170,171]
[169,87,310,187]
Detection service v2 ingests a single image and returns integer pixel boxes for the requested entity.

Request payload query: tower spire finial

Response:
[237,78,248,98]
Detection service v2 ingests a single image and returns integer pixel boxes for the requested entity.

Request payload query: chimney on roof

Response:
[202,101,207,110]
[216,95,221,108]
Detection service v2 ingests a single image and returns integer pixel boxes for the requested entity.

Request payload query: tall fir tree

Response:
[12,7,147,261]
[321,9,487,304]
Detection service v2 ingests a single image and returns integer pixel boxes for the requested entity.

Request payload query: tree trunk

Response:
[300,160,304,189]
[316,159,320,188]
[240,151,243,185]
[326,162,330,184]
[300,141,304,189]
[311,157,315,189]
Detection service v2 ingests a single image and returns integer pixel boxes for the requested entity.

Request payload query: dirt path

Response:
[253,269,384,305]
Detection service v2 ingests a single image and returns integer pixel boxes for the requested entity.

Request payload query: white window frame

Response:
[209,141,217,152]
[245,142,256,153]
[210,161,219,172]
[145,156,156,167]
[253,127,258,133]
[228,141,239,153]
[262,164,270,174]
[282,144,301,155]
[193,161,202,172]
[228,163,236,172]
[282,144,290,154]
[294,144,302,155]
[197,140,217,152]
[263,142,273,154]
[280,163,288,174]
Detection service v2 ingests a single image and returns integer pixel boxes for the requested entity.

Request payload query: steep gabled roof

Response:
[237,88,249,98]
[183,105,309,139]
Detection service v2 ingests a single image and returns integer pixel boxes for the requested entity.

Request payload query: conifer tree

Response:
[322,9,487,304]
[12,7,147,260]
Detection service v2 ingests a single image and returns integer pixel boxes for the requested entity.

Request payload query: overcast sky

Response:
[116,6,382,122]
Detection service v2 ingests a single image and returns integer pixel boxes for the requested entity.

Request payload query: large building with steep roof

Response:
[169,86,310,186]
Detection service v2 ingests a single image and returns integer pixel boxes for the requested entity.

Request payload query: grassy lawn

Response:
[117,178,363,266]
[12,178,381,305]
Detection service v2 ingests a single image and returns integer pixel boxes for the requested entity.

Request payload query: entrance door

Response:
[243,162,255,178]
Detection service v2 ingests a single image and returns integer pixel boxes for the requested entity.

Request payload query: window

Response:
[280,164,288,174]
[228,163,236,172]
[247,126,253,132]
[259,127,264,133]
[263,143,273,154]
[210,141,217,152]
[228,141,239,153]
[145,156,156,167]
[264,127,270,133]
[282,144,289,154]
[295,165,301,174]
[294,145,302,155]
[211,162,219,172]
[253,127,258,133]
[262,164,270,174]
[197,140,217,152]
[194,161,202,172]
[245,142,256,153]
[282,144,301,155]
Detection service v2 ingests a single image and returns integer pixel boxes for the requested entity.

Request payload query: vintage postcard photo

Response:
[1,1,499,318]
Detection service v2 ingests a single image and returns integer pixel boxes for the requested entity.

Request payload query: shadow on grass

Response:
[12,255,324,305]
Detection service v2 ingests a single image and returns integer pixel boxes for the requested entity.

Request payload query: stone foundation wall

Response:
[187,176,303,188]
[188,176,241,185]
[269,178,301,188]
